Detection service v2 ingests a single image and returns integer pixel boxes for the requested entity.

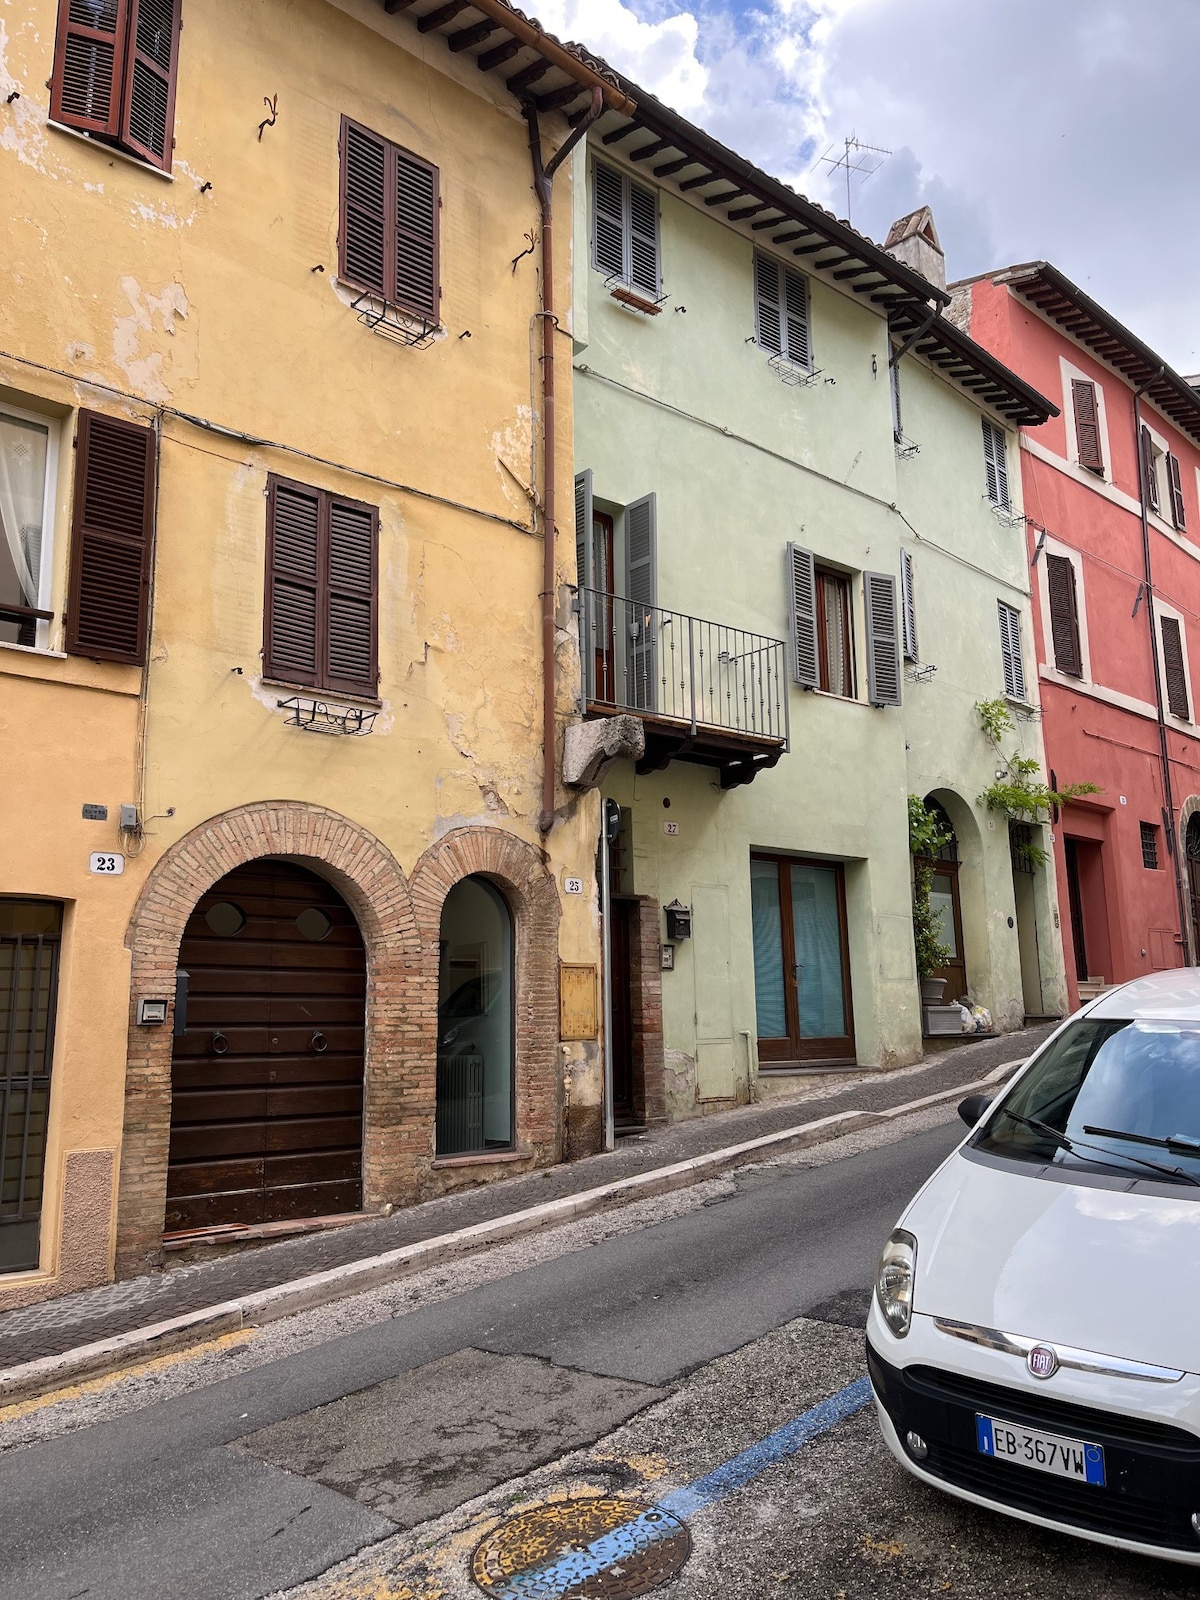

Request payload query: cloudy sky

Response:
[535,0,1200,373]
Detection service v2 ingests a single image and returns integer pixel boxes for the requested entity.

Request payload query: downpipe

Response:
[527,88,604,835]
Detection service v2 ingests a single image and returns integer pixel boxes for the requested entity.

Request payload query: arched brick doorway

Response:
[167,860,367,1232]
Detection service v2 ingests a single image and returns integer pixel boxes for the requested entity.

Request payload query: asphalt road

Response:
[2,1109,1193,1600]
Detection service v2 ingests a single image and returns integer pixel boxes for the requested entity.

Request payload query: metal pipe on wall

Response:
[1132,371,1192,961]
[526,88,604,833]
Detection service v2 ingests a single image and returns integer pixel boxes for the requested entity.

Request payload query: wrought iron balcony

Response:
[578,588,789,788]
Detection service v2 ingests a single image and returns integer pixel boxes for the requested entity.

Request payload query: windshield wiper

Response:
[997,1109,1200,1187]
[1083,1124,1200,1156]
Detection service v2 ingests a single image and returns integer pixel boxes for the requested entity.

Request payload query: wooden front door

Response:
[927,862,968,1004]
[1187,817,1200,962]
[751,854,855,1064]
[609,898,636,1126]
[166,860,366,1233]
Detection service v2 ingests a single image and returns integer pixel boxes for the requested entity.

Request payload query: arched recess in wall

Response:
[116,802,421,1276]
[1177,795,1200,964]
[923,789,986,1005]
[408,827,561,1164]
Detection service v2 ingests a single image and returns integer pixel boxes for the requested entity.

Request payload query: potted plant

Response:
[908,796,954,1002]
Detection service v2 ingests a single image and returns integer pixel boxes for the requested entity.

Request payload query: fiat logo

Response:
[1027,1344,1059,1379]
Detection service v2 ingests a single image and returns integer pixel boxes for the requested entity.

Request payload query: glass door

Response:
[751,855,854,1063]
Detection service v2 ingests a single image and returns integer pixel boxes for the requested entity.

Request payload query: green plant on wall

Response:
[908,794,954,980]
[973,698,1101,867]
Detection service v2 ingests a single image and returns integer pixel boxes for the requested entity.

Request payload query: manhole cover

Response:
[472,1495,691,1599]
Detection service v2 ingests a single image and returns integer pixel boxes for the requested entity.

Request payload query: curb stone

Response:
[0,1063,1024,1405]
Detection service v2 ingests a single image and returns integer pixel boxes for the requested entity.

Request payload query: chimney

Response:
[884,207,945,293]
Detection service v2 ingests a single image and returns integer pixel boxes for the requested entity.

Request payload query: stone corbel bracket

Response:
[563,715,645,789]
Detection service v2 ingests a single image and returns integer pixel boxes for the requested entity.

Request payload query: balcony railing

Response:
[578,588,789,749]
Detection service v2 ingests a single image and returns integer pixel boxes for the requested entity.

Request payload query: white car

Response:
[867,970,1200,1564]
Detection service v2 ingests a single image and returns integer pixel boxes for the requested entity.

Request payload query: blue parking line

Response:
[490,1375,874,1599]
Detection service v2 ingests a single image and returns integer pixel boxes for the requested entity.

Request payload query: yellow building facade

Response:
[0,0,619,1304]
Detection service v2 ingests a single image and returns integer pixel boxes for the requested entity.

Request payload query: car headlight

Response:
[875,1229,917,1337]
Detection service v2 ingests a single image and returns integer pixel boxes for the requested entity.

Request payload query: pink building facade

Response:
[954,264,1200,1012]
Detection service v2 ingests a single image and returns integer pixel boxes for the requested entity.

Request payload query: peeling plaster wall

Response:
[0,0,601,1303]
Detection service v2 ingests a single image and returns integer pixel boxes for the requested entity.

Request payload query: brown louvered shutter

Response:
[1141,426,1161,515]
[65,410,155,664]
[1071,380,1104,474]
[1161,615,1191,720]
[1045,553,1083,677]
[118,0,181,170]
[1168,453,1187,531]
[264,478,320,688]
[325,495,378,695]
[340,119,388,299]
[393,147,439,321]
[51,0,129,138]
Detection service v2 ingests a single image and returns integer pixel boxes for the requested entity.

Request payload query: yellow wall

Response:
[0,0,600,1300]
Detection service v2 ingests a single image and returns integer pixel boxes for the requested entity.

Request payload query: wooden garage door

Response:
[166,861,366,1233]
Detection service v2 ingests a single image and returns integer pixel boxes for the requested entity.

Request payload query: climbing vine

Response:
[973,698,1101,866]
[908,795,954,980]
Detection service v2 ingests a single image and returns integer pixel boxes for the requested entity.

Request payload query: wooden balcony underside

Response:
[585,702,786,788]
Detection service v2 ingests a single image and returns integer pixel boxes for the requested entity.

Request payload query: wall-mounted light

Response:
[664,900,692,941]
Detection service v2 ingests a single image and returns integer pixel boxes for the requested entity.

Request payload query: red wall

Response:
[969,278,1200,1011]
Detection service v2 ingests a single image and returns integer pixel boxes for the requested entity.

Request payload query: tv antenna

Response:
[812,133,892,222]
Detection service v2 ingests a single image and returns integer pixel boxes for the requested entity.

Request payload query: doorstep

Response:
[162,1212,366,1253]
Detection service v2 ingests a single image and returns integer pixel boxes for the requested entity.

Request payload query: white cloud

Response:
[533,0,708,111]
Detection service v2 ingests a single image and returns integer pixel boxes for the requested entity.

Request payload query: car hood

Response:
[905,1151,1200,1372]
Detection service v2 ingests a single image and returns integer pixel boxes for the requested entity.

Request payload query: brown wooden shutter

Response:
[51,0,130,137]
[1045,553,1083,677]
[119,0,181,170]
[264,478,321,688]
[1161,615,1190,720]
[1168,452,1187,531]
[340,118,388,298]
[1071,379,1104,474]
[1141,425,1161,514]
[393,147,439,321]
[324,495,378,695]
[65,409,156,664]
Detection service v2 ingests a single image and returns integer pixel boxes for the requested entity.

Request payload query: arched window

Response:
[924,798,959,862]
[437,877,514,1156]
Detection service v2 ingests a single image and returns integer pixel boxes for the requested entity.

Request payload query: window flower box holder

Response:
[277,696,378,736]
[767,353,822,388]
[604,276,665,316]
[350,291,439,348]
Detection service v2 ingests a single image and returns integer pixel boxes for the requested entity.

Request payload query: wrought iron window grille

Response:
[277,696,378,736]
[350,290,439,348]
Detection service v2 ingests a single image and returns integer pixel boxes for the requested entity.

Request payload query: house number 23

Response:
[89,852,125,875]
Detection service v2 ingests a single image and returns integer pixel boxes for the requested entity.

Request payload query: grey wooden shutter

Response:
[65,409,156,665]
[393,146,438,321]
[1071,379,1104,474]
[119,0,181,170]
[627,178,659,298]
[864,571,902,706]
[783,267,810,368]
[341,119,388,298]
[754,253,782,354]
[900,548,917,661]
[998,601,1026,700]
[51,0,129,138]
[264,477,321,688]
[983,421,1010,509]
[1161,615,1190,720]
[325,494,378,695]
[786,543,818,687]
[1045,553,1083,676]
[1141,426,1161,515]
[1168,452,1187,530]
[592,160,625,280]
[890,361,903,442]
[625,494,657,711]
[575,470,594,701]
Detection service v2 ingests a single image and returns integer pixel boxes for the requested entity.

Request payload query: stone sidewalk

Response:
[0,1026,1055,1369]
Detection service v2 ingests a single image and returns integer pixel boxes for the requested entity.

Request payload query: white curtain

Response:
[0,413,49,607]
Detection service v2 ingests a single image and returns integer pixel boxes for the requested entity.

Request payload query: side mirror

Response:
[958,1093,992,1128]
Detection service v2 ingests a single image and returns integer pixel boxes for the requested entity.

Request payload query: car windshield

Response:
[975,1017,1200,1187]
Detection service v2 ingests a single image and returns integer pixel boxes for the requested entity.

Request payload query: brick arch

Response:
[116,802,421,1274]
[409,827,562,1163]
[1178,795,1200,963]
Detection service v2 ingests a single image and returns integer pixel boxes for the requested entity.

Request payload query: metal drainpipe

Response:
[526,89,605,834]
[1132,369,1191,961]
